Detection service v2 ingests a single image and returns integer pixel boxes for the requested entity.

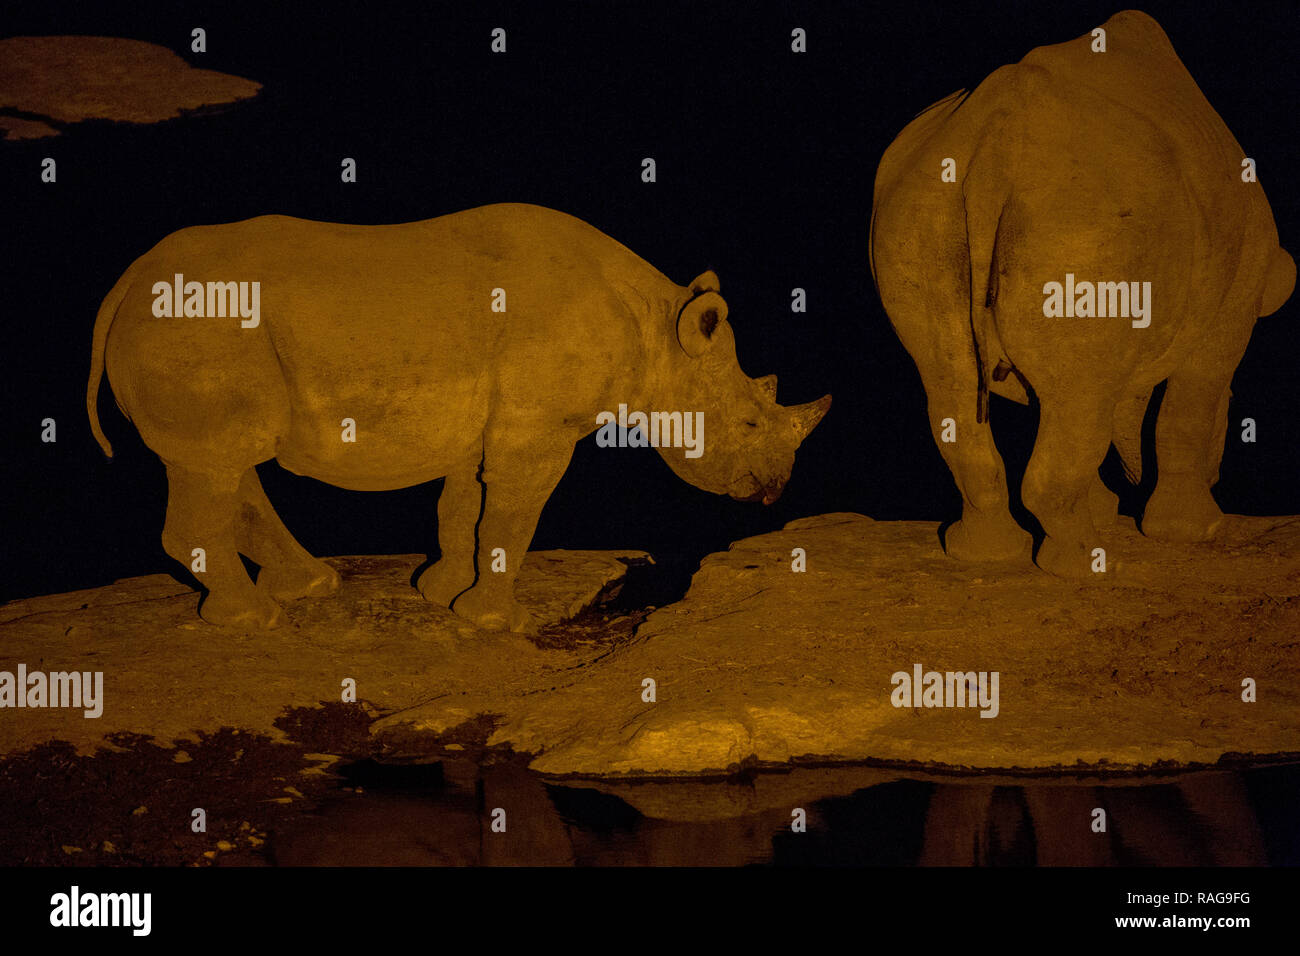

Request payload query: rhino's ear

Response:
[677,290,728,357]
[688,270,721,296]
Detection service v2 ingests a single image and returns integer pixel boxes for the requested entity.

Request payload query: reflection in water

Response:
[916,774,1268,866]
[270,761,1298,867]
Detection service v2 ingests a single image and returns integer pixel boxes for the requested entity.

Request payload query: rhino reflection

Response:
[271,766,1272,866]
[273,761,574,866]
[919,773,1266,866]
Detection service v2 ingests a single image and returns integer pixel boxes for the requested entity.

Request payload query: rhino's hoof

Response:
[1144,517,1221,544]
[944,516,1032,562]
[260,561,341,601]
[1143,485,1224,544]
[452,590,538,634]
[199,590,283,629]
[416,563,475,608]
[1034,536,1104,581]
[1142,504,1223,543]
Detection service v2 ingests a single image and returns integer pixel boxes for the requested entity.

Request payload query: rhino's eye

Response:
[745,421,758,428]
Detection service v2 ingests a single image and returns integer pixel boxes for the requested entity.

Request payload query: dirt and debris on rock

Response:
[0,548,642,865]
[0,706,366,867]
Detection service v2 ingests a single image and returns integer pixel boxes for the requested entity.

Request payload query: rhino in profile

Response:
[88,203,831,631]
[870,10,1294,576]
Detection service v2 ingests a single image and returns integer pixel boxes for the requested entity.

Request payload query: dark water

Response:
[270,760,1300,866]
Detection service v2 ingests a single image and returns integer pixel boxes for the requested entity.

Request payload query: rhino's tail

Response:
[1111,386,1152,484]
[87,264,136,459]
[960,65,1046,426]
[962,170,1010,426]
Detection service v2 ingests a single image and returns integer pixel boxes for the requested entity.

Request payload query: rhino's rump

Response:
[974,53,1257,390]
[877,12,1271,402]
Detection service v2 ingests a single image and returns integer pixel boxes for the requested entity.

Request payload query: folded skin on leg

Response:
[1142,374,1232,543]
[162,464,282,628]
[907,319,1030,562]
[450,438,574,633]
[417,452,484,608]
[1022,392,1114,580]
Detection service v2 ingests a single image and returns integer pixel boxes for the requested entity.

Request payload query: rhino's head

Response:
[655,271,831,505]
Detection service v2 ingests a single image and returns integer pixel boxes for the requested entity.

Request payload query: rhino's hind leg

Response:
[233,468,340,601]
[417,454,482,608]
[1142,374,1230,543]
[1022,393,1114,580]
[450,440,574,633]
[162,465,282,628]
[940,437,1034,562]
[915,367,1031,562]
[1088,474,1120,528]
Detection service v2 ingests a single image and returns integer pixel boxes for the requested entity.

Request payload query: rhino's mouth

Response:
[730,473,783,505]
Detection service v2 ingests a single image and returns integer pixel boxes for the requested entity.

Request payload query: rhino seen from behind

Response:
[870,10,1294,576]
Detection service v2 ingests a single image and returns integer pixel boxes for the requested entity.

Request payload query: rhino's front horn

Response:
[755,374,778,400]
[790,394,832,439]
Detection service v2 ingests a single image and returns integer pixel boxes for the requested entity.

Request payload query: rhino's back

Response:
[113,203,666,387]
[879,10,1276,230]
[104,204,671,484]
[139,202,663,321]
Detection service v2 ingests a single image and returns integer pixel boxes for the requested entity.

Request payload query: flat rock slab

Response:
[0,551,645,756]
[381,513,1300,775]
[0,36,261,139]
[4,515,1299,776]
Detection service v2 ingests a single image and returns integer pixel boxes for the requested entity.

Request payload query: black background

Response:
[1,0,1296,603]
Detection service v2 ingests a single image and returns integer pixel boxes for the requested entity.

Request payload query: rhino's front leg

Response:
[450,439,575,633]
[1142,374,1231,543]
[417,453,483,608]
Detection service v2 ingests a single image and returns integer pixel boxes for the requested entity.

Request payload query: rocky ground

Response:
[5,514,1299,774]
[2,513,1298,863]
[378,512,1300,775]
[0,36,260,139]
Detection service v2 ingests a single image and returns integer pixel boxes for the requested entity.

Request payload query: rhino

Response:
[870,10,1295,576]
[87,203,831,631]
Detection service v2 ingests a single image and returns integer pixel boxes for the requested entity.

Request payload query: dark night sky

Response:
[1,0,1296,602]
